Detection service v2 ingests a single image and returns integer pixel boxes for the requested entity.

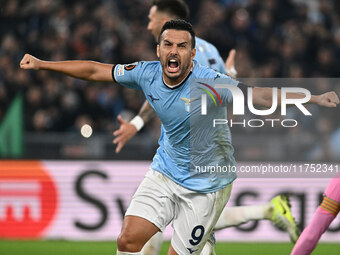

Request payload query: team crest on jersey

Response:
[117,65,124,76]
[180,97,198,112]
[124,62,138,71]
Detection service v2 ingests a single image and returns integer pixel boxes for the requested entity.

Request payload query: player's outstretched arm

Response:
[113,101,156,153]
[252,87,339,108]
[312,91,339,107]
[20,54,114,82]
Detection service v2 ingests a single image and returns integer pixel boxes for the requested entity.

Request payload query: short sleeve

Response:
[112,62,145,90]
[213,73,239,104]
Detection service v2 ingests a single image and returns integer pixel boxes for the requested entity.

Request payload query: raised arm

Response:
[252,87,339,108]
[20,54,114,82]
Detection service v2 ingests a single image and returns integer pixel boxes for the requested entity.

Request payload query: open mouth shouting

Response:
[167,57,181,73]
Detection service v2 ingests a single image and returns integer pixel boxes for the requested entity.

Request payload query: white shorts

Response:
[125,169,232,254]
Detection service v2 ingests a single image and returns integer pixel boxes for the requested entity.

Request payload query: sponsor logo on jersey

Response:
[187,247,198,254]
[148,94,160,103]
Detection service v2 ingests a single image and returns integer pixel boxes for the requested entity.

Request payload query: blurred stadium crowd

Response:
[0,0,340,160]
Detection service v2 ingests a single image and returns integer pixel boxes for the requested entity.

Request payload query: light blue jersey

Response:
[194,37,226,74]
[113,60,239,193]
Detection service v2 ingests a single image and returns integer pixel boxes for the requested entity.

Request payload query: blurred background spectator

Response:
[0,0,339,161]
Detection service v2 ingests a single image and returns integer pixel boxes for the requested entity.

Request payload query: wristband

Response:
[226,66,238,79]
[130,115,144,131]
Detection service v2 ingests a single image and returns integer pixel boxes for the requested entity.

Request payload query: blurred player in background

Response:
[291,173,340,255]
[112,1,299,254]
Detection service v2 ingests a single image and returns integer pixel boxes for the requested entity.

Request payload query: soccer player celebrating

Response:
[20,20,339,255]
[291,174,340,255]
[114,1,300,254]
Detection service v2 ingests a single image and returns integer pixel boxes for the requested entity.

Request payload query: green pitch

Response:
[0,240,339,255]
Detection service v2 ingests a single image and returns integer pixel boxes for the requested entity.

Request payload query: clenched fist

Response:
[20,54,42,70]
[317,91,339,108]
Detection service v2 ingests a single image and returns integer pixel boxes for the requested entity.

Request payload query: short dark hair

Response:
[152,0,189,20]
[159,19,196,49]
